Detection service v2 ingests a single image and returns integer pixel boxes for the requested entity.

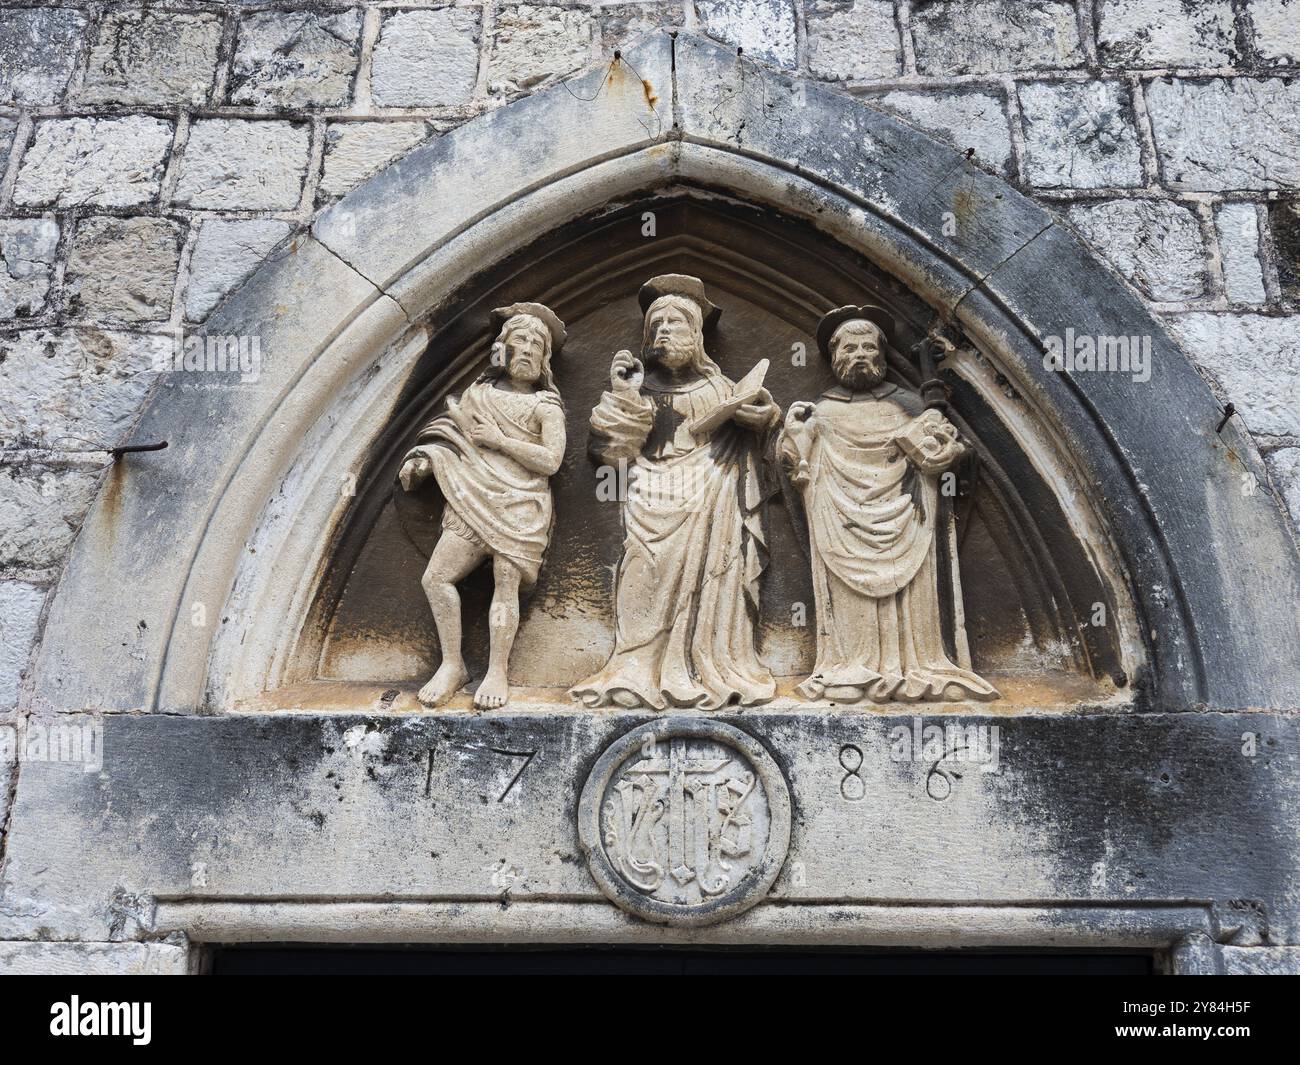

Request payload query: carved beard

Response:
[646,333,700,372]
[834,354,885,390]
[508,353,540,383]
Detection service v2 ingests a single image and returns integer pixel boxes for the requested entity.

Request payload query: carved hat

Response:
[491,302,567,353]
[638,274,722,330]
[815,304,896,359]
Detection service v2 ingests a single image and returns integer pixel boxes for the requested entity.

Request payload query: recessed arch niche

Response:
[30,31,1300,718]
[254,193,1138,712]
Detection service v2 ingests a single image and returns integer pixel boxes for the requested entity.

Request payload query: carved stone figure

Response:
[399,303,567,709]
[776,306,998,703]
[570,275,780,710]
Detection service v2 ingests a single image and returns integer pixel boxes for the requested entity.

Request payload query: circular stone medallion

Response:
[578,718,791,926]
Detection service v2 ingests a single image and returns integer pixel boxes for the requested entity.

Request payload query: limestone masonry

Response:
[0,1,1298,975]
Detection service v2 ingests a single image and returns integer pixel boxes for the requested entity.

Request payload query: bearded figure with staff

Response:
[776,305,997,704]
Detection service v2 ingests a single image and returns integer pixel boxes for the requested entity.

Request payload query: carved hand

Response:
[470,415,506,452]
[399,452,432,491]
[894,409,965,473]
[784,400,817,433]
[733,388,780,432]
[610,350,644,394]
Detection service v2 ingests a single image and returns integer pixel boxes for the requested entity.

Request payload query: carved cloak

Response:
[778,383,998,703]
[405,380,561,588]
[571,374,776,710]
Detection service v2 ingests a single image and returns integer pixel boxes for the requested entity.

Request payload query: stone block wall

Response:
[1,0,1298,715]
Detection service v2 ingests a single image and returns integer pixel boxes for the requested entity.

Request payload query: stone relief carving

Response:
[399,303,567,709]
[396,283,1000,712]
[578,719,791,926]
[775,306,999,703]
[570,275,781,711]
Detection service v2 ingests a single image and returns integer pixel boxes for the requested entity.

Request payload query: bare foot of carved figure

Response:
[474,669,510,710]
[418,661,469,707]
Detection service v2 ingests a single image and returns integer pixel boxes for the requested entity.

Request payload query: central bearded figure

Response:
[570,275,780,710]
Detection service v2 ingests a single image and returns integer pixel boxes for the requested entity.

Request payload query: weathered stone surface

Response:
[1251,0,1300,64]
[65,217,182,323]
[1164,313,1300,436]
[315,34,675,297]
[1222,945,1300,975]
[123,36,1299,733]
[1096,0,1237,68]
[1146,78,1300,191]
[0,117,14,167]
[27,235,398,716]
[488,5,595,93]
[184,218,293,322]
[0,466,100,572]
[0,218,60,320]
[320,121,433,199]
[806,0,900,81]
[371,9,480,107]
[78,10,222,106]
[0,941,191,976]
[230,11,362,109]
[911,0,1082,75]
[867,89,1013,174]
[1,27,1294,966]
[13,117,174,209]
[173,120,309,210]
[596,2,686,52]
[0,8,86,105]
[1215,203,1267,305]
[0,741,10,826]
[3,712,1299,941]
[938,206,1300,713]
[0,329,163,450]
[671,33,1053,311]
[1266,448,1300,534]
[0,580,44,707]
[1066,199,1207,302]
[1019,81,1143,189]
[1268,197,1300,302]
[698,0,797,68]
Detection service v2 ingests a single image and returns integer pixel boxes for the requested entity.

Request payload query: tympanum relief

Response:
[397,278,996,711]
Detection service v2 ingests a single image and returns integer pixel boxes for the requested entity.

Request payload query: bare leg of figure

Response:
[418,530,486,707]
[475,556,522,709]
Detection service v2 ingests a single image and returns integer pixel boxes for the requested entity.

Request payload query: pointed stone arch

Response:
[31,31,1300,717]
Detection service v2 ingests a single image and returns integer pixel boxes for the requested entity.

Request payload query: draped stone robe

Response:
[777,382,998,703]
[571,374,776,710]
[404,380,562,588]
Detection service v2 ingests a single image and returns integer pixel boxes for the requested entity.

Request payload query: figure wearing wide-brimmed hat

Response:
[571,274,781,711]
[777,305,998,704]
[400,302,567,709]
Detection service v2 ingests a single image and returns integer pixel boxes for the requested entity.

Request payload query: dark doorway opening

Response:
[211,945,1153,976]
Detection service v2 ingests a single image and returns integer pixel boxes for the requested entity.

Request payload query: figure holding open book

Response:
[570,274,780,710]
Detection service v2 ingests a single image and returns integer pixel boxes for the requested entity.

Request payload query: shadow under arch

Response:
[29,31,1300,716]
